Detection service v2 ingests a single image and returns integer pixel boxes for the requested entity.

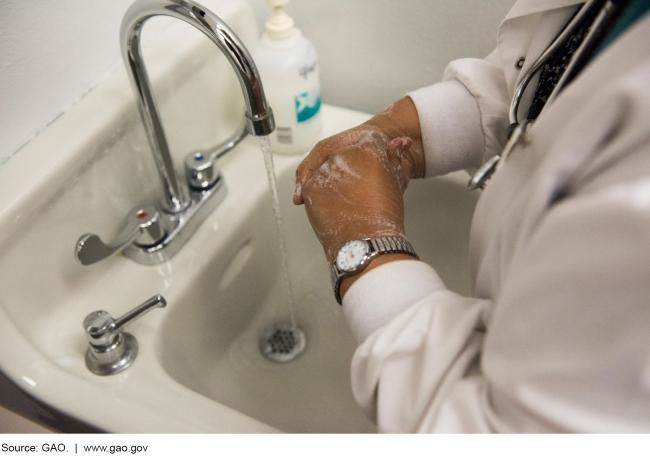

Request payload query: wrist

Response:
[364,97,425,178]
[339,253,418,300]
[324,226,406,262]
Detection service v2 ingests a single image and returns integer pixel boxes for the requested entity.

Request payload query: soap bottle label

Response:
[294,89,321,123]
[276,127,293,144]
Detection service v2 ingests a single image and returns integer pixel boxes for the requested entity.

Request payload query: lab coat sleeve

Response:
[342,261,493,432]
[343,183,650,432]
[407,50,509,177]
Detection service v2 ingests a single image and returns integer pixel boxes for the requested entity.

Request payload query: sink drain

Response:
[259,324,306,363]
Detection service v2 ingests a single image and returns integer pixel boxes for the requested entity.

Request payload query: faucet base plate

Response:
[123,173,227,265]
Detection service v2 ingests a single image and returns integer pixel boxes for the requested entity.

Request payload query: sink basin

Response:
[157,150,476,433]
[0,0,477,432]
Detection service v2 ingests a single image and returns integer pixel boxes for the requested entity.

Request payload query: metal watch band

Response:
[331,236,418,305]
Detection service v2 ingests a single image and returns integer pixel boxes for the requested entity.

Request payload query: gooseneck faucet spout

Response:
[121,0,275,213]
[75,0,275,267]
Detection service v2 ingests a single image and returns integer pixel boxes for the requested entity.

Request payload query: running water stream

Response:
[259,136,297,327]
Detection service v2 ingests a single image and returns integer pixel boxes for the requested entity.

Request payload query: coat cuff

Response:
[407,80,484,177]
[342,260,446,342]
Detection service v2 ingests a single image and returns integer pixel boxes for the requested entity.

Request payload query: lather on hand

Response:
[293,97,426,297]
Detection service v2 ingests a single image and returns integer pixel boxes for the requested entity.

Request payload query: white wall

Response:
[245,0,515,113]
[0,0,514,163]
[0,0,133,163]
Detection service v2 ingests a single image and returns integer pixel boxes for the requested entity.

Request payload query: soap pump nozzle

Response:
[265,0,297,40]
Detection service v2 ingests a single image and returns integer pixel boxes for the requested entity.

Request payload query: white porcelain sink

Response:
[157,150,476,433]
[0,0,477,432]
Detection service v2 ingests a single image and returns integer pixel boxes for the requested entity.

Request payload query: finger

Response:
[387,136,415,191]
[293,141,336,205]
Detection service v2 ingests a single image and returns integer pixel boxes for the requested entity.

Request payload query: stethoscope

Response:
[468,0,622,190]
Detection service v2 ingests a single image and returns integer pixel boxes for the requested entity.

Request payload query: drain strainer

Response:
[259,324,306,363]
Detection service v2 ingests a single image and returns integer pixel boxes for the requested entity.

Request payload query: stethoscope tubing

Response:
[508,0,613,126]
[470,0,626,190]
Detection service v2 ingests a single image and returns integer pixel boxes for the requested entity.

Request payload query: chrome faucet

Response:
[75,0,274,266]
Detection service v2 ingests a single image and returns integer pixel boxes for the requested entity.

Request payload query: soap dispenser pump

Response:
[254,0,322,155]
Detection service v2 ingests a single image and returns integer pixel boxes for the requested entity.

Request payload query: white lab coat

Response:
[342,0,650,432]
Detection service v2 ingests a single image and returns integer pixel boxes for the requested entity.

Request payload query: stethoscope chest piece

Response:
[467,121,530,191]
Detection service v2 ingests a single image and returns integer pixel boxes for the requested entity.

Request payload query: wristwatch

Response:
[330,236,418,304]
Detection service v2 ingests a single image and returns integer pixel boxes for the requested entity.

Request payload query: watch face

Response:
[336,240,370,272]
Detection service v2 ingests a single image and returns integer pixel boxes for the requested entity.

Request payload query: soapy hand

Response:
[300,131,416,262]
[293,96,425,207]
[294,97,425,263]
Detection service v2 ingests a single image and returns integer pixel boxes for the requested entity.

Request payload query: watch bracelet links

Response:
[369,236,416,255]
[333,236,418,305]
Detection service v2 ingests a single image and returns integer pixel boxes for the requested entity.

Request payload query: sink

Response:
[0,0,477,432]
[157,151,476,433]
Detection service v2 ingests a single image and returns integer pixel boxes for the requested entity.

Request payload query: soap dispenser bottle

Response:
[254,0,322,155]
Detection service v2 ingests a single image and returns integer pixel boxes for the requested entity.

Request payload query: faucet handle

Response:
[75,206,166,266]
[184,123,247,191]
[83,294,167,375]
